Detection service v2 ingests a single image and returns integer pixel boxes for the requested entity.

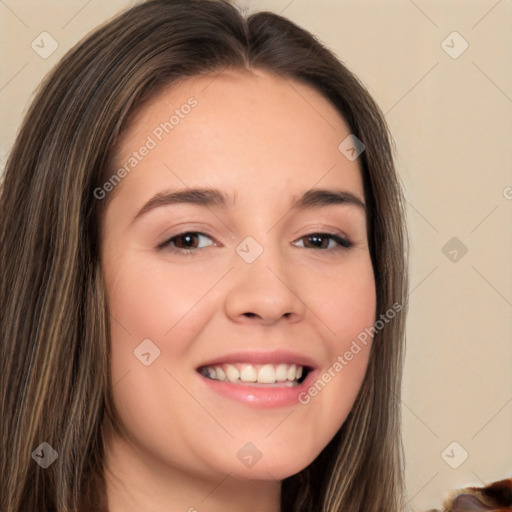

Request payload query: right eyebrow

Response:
[130,188,234,226]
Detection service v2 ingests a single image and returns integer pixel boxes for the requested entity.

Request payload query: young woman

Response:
[0,1,408,511]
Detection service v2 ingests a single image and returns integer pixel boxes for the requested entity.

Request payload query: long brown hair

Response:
[0,1,409,510]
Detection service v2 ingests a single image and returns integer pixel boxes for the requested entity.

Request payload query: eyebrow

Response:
[131,187,366,225]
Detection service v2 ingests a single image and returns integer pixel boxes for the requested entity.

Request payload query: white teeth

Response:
[287,364,297,381]
[240,364,258,382]
[215,366,226,381]
[257,364,276,383]
[275,364,288,382]
[202,362,306,385]
[225,365,240,383]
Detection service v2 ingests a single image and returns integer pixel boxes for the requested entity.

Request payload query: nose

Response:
[224,248,306,326]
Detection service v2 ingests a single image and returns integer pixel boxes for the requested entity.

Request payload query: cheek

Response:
[293,253,376,432]
[105,251,219,343]
[306,253,377,340]
[102,253,224,476]
[104,251,225,420]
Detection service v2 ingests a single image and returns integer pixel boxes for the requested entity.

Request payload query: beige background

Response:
[1,1,511,510]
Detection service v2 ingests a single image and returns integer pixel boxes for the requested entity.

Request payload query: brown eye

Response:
[173,233,200,249]
[158,232,216,254]
[296,233,351,250]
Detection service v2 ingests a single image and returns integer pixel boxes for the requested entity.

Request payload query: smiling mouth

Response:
[197,363,310,387]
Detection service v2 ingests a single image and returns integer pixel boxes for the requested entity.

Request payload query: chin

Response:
[207,441,321,482]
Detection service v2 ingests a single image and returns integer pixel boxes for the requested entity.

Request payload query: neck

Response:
[102,424,281,512]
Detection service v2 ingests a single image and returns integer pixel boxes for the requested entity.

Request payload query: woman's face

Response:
[101,69,376,483]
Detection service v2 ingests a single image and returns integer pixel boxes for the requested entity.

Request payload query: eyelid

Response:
[156,231,218,252]
[292,232,352,250]
[157,230,353,255]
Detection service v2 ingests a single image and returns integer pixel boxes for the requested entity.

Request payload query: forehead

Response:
[108,68,364,215]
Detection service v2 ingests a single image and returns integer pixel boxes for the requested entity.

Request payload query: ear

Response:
[452,494,493,511]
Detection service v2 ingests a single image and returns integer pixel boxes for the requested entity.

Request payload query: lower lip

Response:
[197,369,318,408]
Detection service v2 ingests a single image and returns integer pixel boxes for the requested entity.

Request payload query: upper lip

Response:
[196,349,318,370]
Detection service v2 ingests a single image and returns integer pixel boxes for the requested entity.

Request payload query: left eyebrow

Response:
[130,187,366,226]
[292,189,366,212]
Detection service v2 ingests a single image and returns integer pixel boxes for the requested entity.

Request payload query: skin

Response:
[100,68,376,512]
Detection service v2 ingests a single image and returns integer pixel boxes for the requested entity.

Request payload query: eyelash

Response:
[157,231,352,256]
